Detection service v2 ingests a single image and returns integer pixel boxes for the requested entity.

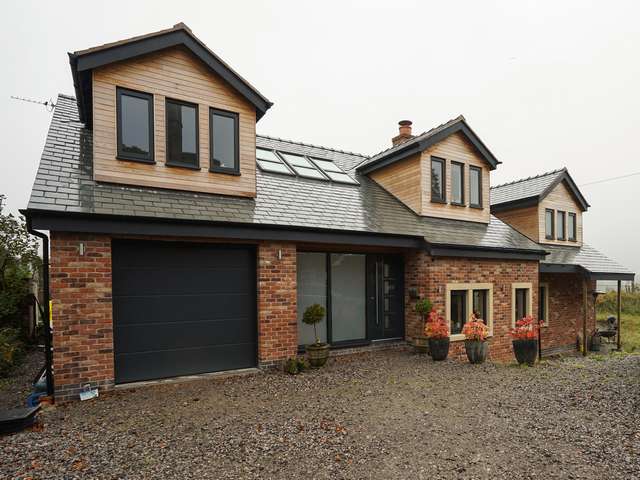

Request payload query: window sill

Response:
[116,155,155,165]
[450,202,466,207]
[469,204,483,210]
[449,333,494,342]
[431,198,447,205]
[166,161,201,171]
[209,168,241,176]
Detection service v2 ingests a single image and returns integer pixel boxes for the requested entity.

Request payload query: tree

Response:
[0,195,40,327]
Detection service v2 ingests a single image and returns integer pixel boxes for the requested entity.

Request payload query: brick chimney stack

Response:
[392,120,414,146]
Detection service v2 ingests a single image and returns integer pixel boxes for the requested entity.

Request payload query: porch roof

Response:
[541,244,634,281]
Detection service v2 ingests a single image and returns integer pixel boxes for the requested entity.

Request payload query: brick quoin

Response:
[404,252,539,362]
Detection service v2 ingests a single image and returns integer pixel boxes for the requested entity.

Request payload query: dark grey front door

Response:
[367,255,404,340]
[112,240,257,384]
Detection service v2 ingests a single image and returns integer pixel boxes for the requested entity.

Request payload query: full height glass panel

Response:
[297,253,327,345]
[450,290,467,334]
[330,254,366,342]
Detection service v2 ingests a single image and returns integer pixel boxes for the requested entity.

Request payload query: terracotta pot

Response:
[428,338,450,361]
[306,343,330,367]
[512,339,537,366]
[465,340,488,364]
[414,336,429,354]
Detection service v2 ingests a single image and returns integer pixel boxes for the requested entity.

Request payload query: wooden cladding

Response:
[92,46,256,197]
[538,181,583,246]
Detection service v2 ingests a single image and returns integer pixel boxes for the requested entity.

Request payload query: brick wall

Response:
[50,232,114,402]
[405,254,539,362]
[257,242,298,366]
[540,272,596,355]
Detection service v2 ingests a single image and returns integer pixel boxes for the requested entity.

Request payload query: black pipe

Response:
[26,216,54,398]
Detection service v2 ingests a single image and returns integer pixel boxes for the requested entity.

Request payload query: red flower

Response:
[509,315,542,340]
[462,314,489,341]
[424,309,449,339]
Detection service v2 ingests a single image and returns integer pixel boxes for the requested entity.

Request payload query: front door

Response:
[367,255,404,340]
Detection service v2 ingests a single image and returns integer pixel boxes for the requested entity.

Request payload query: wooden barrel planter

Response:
[414,336,429,354]
[428,338,450,361]
[512,339,537,366]
[465,340,488,364]
[306,343,330,367]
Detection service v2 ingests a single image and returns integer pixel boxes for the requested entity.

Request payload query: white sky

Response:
[1,0,639,277]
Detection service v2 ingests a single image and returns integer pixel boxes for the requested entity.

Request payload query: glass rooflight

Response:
[256,148,294,175]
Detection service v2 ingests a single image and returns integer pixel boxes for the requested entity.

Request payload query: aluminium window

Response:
[568,213,577,242]
[116,87,154,163]
[512,282,532,327]
[431,157,446,203]
[210,108,239,174]
[545,209,555,240]
[446,283,494,340]
[539,283,549,326]
[165,98,198,168]
[557,211,566,240]
[469,166,482,208]
[279,153,327,180]
[256,149,294,175]
[451,162,465,205]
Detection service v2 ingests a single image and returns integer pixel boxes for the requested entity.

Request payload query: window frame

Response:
[165,97,200,170]
[556,210,566,240]
[430,156,446,204]
[539,282,549,327]
[116,87,155,164]
[445,283,494,341]
[469,166,483,209]
[511,282,533,327]
[567,212,577,242]
[450,161,465,206]
[545,209,555,240]
[209,107,240,175]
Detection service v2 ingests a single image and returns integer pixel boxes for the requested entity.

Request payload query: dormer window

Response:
[210,108,239,175]
[166,98,198,169]
[545,209,555,239]
[556,211,566,240]
[451,162,464,205]
[116,87,154,163]
[431,157,446,203]
[568,213,577,242]
[469,166,482,208]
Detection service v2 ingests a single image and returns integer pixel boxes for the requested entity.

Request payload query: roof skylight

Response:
[256,149,358,184]
[310,158,358,184]
[278,153,327,180]
[256,148,294,175]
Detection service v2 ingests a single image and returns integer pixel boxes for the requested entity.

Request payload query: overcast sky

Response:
[1,1,639,278]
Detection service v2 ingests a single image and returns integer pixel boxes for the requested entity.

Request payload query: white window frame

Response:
[539,282,549,327]
[445,283,494,342]
[512,282,533,327]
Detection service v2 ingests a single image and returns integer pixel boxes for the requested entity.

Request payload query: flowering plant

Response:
[462,314,489,342]
[509,315,542,340]
[424,309,449,339]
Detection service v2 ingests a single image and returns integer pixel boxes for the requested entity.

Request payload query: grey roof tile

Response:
[490,169,565,206]
[27,95,544,254]
[543,244,634,276]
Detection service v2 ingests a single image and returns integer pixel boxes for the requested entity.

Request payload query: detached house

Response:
[23,24,633,401]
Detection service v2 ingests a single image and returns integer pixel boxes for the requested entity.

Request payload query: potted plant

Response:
[413,298,433,354]
[425,309,450,361]
[510,315,541,366]
[462,314,489,364]
[303,303,329,367]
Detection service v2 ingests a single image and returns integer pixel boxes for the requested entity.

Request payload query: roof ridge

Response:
[257,133,368,158]
[491,167,566,190]
[58,93,77,101]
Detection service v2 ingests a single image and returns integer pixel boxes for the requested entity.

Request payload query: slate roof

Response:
[26,95,545,255]
[543,244,634,279]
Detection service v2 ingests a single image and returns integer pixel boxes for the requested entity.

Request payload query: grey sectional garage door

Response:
[112,240,257,384]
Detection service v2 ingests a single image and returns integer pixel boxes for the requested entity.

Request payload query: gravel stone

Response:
[1,350,639,479]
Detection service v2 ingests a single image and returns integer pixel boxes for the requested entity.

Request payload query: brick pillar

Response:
[404,250,432,342]
[50,233,114,402]
[257,242,297,366]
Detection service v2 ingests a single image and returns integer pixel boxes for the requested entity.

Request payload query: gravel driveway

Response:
[1,350,639,479]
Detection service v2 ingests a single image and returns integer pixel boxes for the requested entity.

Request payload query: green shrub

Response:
[0,327,24,377]
[302,304,326,345]
[596,289,640,316]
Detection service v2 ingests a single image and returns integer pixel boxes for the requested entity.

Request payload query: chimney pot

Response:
[392,120,414,146]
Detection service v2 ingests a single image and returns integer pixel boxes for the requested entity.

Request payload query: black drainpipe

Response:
[26,216,54,398]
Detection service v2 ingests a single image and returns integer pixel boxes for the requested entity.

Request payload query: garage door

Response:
[112,240,257,384]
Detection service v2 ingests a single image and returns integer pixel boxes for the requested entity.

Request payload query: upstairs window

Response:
[568,213,577,242]
[545,209,555,240]
[210,108,239,174]
[166,98,198,168]
[469,166,482,208]
[431,157,446,203]
[451,162,464,205]
[556,211,566,240]
[117,87,154,163]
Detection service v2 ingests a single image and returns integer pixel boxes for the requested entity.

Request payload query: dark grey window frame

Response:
[165,97,200,170]
[545,208,555,240]
[450,161,465,206]
[209,107,240,175]
[469,166,482,208]
[568,212,577,242]
[116,87,155,164]
[556,210,566,241]
[430,156,446,204]
[515,288,530,319]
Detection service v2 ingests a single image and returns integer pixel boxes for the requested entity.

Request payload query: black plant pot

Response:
[465,340,488,364]
[512,339,538,366]
[428,338,450,361]
[589,334,602,352]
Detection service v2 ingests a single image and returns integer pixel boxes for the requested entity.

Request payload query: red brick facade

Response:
[50,233,114,402]
[539,272,596,355]
[405,252,539,362]
[257,242,298,365]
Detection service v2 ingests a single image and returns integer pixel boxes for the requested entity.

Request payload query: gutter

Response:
[25,215,54,398]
